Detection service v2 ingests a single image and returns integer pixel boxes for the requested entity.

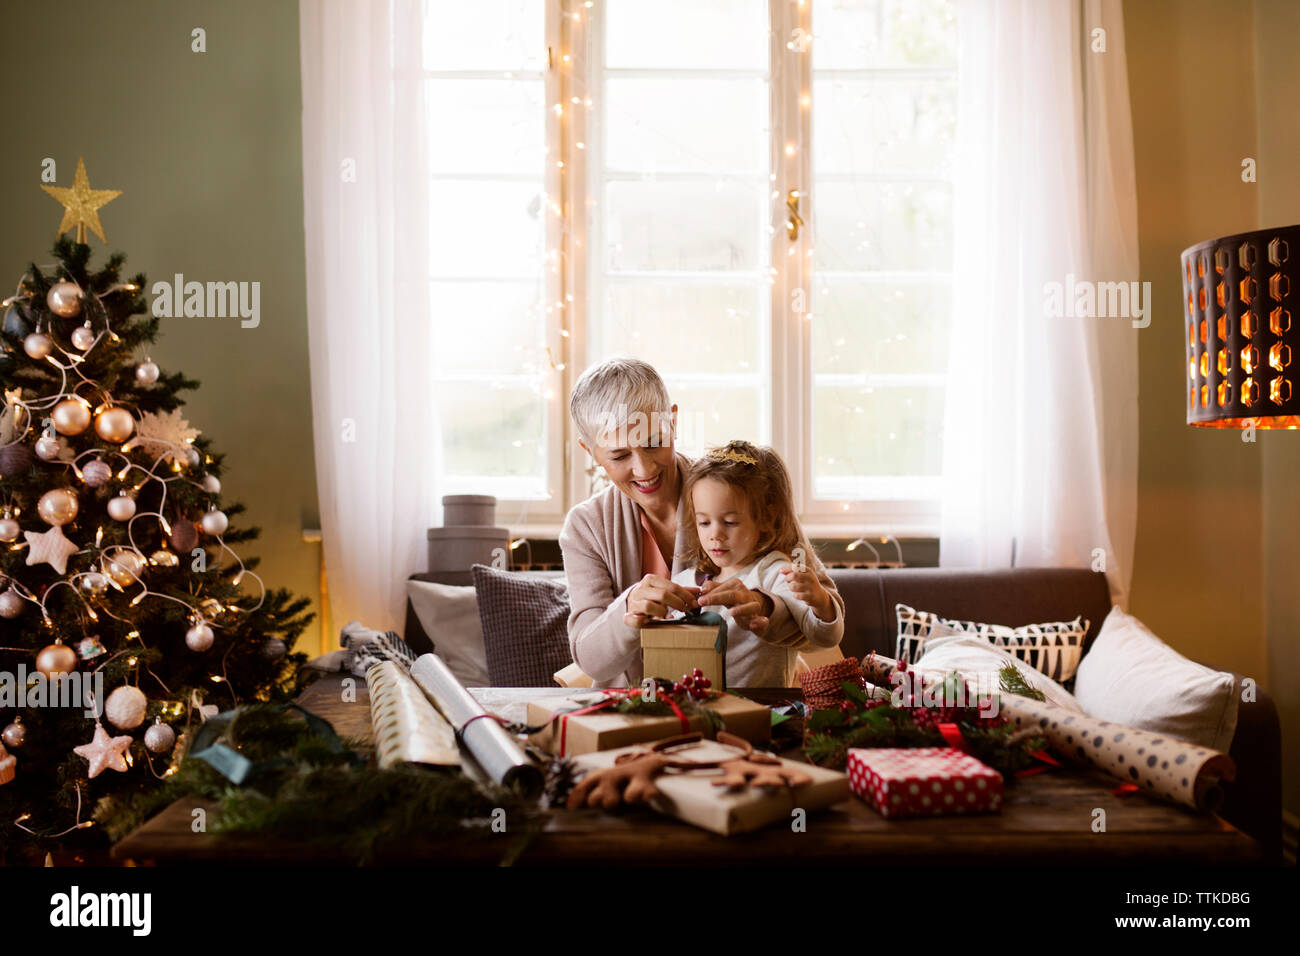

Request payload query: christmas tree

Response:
[0,161,312,863]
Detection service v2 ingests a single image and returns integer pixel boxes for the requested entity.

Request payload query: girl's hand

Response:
[781,565,835,622]
[624,575,700,629]
[699,578,773,635]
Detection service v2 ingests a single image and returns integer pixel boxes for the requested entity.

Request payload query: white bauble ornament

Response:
[51,398,91,436]
[94,406,135,443]
[184,447,200,467]
[71,324,95,350]
[144,720,175,754]
[107,494,136,521]
[202,474,221,494]
[104,550,146,586]
[81,459,112,487]
[0,517,19,542]
[199,510,228,536]
[46,281,82,318]
[185,622,214,652]
[37,488,79,526]
[105,685,147,730]
[35,436,61,460]
[80,571,110,595]
[135,360,160,385]
[0,589,23,618]
[23,333,53,360]
[149,549,178,567]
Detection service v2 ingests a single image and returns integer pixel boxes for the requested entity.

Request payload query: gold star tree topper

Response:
[40,157,122,244]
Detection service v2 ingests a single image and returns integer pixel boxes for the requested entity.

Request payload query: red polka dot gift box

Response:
[846,747,1003,819]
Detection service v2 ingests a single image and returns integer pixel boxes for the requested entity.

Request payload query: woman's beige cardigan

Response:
[558,452,845,686]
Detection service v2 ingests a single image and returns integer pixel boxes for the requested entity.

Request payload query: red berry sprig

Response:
[673,668,712,701]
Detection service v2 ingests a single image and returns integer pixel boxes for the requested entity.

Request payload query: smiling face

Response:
[580,405,680,514]
[691,477,763,578]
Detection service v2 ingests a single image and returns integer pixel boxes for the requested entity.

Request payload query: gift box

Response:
[641,621,726,689]
[570,738,849,835]
[527,691,771,757]
[847,747,1003,819]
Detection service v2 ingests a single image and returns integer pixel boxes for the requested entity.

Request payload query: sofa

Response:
[404,565,1281,862]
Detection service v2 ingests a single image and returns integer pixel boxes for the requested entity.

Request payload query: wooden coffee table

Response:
[111,675,1266,866]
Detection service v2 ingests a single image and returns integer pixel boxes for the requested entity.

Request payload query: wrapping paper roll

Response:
[857,653,1236,813]
[409,653,543,798]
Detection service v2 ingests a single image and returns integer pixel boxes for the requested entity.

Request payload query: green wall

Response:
[0,1,321,653]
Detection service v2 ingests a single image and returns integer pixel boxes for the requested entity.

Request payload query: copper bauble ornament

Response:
[198,597,222,618]
[51,398,91,435]
[135,360,160,385]
[0,444,34,476]
[107,493,136,521]
[36,488,79,526]
[81,459,112,487]
[0,517,19,542]
[80,571,109,595]
[261,638,287,660]
[23,332,53,360]
[1,721,24,749]
[71,324,95,351]
[36,642,77,676]
[46,281,82,318]
[104,550,146,587]
[34,436,60,461]
[185,622,214,652]
[144,720,175,754]
[149,548,178,567]
[0,589,23,618]
[169,518,198,553]
[93,406,134,443]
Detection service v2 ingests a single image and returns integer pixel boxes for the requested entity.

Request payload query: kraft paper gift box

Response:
[570,738,850,835]
[640,620,725,689]
[526,691,771,757]
[847,747,1003,819]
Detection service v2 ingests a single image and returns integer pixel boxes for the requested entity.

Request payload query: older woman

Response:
[559,357,844,687]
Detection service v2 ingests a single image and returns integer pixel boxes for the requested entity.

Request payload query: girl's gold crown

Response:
[707,441,758,466]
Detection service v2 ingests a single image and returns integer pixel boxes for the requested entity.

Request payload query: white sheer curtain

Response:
[940,0,1140,607]
[300,0,440,634]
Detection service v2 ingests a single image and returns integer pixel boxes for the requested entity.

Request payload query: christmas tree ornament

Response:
[134,359,159,385]
[36,488,79,525]
[149,548,178,567]
[2,720,25,749]
[104,550,146,587]
[75,635,106,660]
[24,525,79,574]
[126,409,200,464]
[0,742,14,786]
[3,301,29,337]
[70,323,95,350]
[199,509,228,536]
[79,571,109,595]
[0,588,24,618]
[105,685,148,730]
[184,446,200,467]
[106,493,136,521]
[93,405,134,443]
[202,474,221,494]
[0,443,34,476]
[73,722,132,778]
[185,621,214,652]
[169,518,198,553]
[34,436,61,461]
[35,642,77,677]
[0,515,19,541]
[51,398,92,436]
[23,332,53,360]
[198,597,222,618]
[40,156,122,245]
[45,281,83,318]
[261,637,287,660]
[80,459,112,487]
[144,719,175,754]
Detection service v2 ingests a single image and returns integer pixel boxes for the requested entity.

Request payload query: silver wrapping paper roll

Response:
[409,653,543,797]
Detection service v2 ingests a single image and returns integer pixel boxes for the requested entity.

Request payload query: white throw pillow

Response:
[1072,606,1238,752]
[406,581,490,687]
[913,627,1084,714]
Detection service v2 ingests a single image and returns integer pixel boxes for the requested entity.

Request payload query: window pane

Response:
[422,0,545,71]
[604,181,763,272]
[429,181,545,277]
[813,181,952,272]
[813,0,958,70]
[601,283,761,374]
[604,78,769,174]
[812,281,950,375]
[813,384,944,484]
[432,282,545,375]
[436,382,547,495]
[813,77,956,174]
[428,80,544,175]
[663,383,764,457]
[605,0,768,69]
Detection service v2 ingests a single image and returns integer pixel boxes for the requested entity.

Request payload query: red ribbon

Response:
[1014,749,1064,778]
[936,722,969,752]
[555,688,694,757]
[1110,782,1140,797]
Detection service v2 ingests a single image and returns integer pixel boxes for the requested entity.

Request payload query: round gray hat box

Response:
[427,496,508,581]
[441,494,498,527]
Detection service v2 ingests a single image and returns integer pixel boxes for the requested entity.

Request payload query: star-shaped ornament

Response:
[40,157,122,244]
[24,525,80,575]
[73,722,132,778]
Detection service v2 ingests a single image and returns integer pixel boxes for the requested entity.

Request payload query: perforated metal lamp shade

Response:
[1182,225,1299,428]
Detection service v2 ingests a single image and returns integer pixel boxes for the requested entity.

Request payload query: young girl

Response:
[672,440,844,687]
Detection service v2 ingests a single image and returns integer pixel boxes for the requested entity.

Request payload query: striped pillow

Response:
[894,603,1089,683]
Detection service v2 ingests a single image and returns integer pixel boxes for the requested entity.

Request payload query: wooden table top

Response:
[110,674,1266,866]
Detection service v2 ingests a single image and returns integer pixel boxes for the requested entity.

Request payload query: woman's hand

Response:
[698,578,773,636]
[623,575,701,629]
[780,564,835,622]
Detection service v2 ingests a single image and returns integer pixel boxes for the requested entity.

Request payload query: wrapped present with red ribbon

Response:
[847,747,1003,819]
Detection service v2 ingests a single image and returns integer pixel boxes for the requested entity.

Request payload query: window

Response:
[422,0,957,534]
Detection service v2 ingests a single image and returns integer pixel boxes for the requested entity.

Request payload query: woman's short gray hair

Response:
[569,357,674,449]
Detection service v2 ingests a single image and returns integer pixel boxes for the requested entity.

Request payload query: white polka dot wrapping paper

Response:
[860,653,1236,812]
[847,747,1003,818]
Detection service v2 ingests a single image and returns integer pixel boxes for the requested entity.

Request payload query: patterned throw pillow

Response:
[472,564,573,687]
[894,603,1089,683]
